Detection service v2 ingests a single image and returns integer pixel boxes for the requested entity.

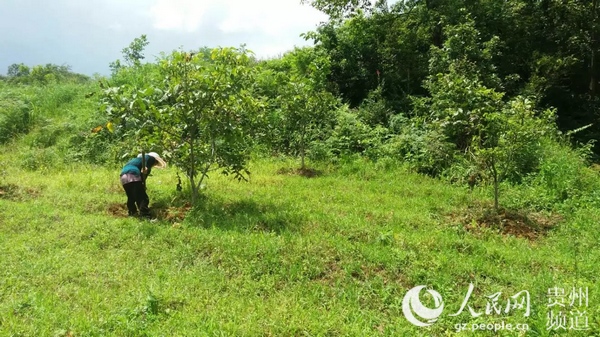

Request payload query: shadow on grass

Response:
[149,193,303,234]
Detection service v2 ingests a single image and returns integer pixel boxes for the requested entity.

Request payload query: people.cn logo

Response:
[402,285,444,327]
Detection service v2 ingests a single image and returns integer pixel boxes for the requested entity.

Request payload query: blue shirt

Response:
[120,155,157,176]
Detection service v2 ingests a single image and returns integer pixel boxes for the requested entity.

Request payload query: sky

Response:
[0,0,329,76]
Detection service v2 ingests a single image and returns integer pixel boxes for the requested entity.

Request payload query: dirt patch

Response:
[277,167,322,178]
[0,184,41,201]
[0,184,19,200]
[107,202,129,218]
[153,203,192,223]
[449,203,562,241]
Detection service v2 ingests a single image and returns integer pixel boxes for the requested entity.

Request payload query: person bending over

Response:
[120,152,166,217]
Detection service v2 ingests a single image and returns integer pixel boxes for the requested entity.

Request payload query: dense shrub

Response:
[31,84,82,116]
[500,140,600,211]
[532,141,599,204]
[6,63,89,85]
[323,106,389,157]
[356,86,393,127]
[0,91,32,144]
[384,125,457,176]
[64,130,122,164]
[19,147,62,171]
[24,122,77,148]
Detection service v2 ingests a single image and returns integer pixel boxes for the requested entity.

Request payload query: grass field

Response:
[1,139,599,336]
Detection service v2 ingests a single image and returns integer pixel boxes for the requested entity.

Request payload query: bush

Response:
[532,141,598,203]
[64,129,122,165]
[356,86,393,126]
[31,83,84,116]
[383,125,457,176]
[493,98,558,184]
[0,92,32,144]
[310,105,391,162]
[25,122,77,148]
[440,154,479,185]
[500,139,600,211]
[19,147,62,171]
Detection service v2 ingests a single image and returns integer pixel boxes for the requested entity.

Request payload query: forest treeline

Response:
[302,0,600,151]
[1,0,599,212]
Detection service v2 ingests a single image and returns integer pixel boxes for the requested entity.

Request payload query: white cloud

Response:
[148,0,327,36]
[218,0,327,36]
[148,0,213,32]
[0,0,331,75]
[144,0,328,59]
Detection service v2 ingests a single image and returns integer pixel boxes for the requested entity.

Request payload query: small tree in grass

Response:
[417,16,558,213]
[102,47,263,204]
[472,97,557,212]
[278,76,338,169]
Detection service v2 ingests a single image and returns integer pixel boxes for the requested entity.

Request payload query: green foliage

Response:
[410,16,572,212]
[385,125,457,176]
[30,83,83,116]
[6,63,89,85]
[278,76,339,168]
[122,34,150,66]
[102,47,262,203]
[494,98,558,183]
[18,147,62,171]
[428,13,502,91]
[356,86,392,126]
[7,63,30,78]
[0,77,122,169]
[64,127,121,164]
[24,122,74,149]
[301,0,378,19]
[501,141,600,212]
[307,3,432,114]
[107,36,159,93]
[252,65,291,153]
[316,104,390,161]
[254,47,336,158]
[0,90,32,144]
[532,141,598,206]
[267,47,332,89]
[415,15,505,149]
[110,34,150,74]
[305,0,600,153]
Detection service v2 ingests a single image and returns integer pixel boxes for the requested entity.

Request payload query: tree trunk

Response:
[300,128,306,169]
[491,160,499,213]
[590,0,599,96]
[189,135,198,204]
[425,0,443,48]
[189,171,197,205]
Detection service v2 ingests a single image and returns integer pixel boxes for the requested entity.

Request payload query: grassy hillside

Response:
[1,151,599,336]
[1,81,599,336]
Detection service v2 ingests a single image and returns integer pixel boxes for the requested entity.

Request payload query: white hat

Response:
[138,152,167,168]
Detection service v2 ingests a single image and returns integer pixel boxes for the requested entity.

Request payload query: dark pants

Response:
[123,181,150,216]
